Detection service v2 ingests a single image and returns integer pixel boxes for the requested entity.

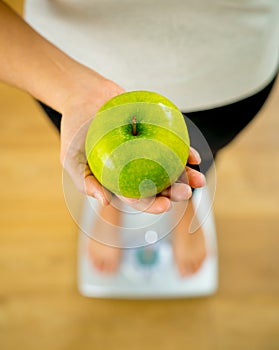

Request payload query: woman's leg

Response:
[87,202,122,274]
[172,74,277,276]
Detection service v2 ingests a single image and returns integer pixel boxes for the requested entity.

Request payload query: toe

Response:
[191,261,201,273]
[176,258,191,277]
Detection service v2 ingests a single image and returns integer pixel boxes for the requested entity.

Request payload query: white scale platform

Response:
[77,186,218,299]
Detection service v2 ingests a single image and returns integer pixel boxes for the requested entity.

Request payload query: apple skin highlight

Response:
[86,91,190,198]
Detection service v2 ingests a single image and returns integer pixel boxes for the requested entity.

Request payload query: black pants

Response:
[38,75,277,174]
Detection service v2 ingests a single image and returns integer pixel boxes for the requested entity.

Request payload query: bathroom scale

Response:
[77,185,218,299]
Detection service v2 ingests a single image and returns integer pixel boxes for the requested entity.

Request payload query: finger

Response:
[179,166,206,188]
[160,182,192,201]
[64,157,112,206]
[118,195,171,214]
[84,172,112,206]
[187,147,201,165]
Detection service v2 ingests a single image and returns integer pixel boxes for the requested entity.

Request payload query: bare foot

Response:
[172,199,207,277]
[87,202,122,274]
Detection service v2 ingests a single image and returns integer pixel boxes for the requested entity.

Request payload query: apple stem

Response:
[132,116,137,136]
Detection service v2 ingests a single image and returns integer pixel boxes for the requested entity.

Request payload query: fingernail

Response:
[192,148,201,163]
[94,192,104,206]
[119,196,138,203]
[186,185,193,199]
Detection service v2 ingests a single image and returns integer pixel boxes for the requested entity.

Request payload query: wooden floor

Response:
[1,2,279,349]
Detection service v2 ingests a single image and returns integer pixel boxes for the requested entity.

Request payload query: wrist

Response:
[59,64,125,117]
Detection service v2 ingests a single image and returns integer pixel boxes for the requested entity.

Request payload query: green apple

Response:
[85,90,190,198]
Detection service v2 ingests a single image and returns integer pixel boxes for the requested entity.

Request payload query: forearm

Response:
[0,1,102,113]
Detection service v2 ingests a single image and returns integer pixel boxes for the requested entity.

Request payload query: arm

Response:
[0,1,205,213]
[0,0,124,205]
[0,1,121,112]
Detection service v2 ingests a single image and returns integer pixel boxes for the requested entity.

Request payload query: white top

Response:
[24,0,279,111]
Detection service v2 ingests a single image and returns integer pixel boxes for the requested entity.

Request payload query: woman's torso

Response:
[24,0,279,111]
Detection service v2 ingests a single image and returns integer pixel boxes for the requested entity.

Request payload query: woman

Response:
[1,0,278,275]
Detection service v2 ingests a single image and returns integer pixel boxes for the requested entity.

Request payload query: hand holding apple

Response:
[60,72,205,215]
[86,91,205,205]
